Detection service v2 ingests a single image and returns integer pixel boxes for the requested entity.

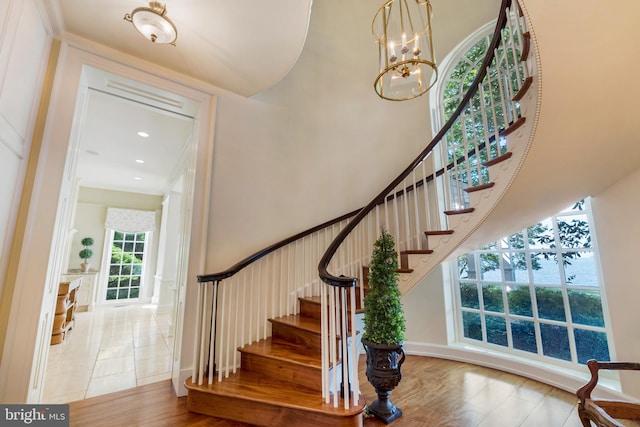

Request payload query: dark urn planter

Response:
[362,339,406,424]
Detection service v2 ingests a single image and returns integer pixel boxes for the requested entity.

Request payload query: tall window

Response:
[455,199,611,366]
[107,231,147,301]
[103,207,156,303]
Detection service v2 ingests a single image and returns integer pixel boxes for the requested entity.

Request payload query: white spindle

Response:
[263,259,269,338]
[330,287,338,408]
[218,282,226,381]
[484,68,503,159]
[232,278,239,373]
[321,283,329,402]
[193,282,204,384]
[209,283,218,382]
[412,169,421,248]
[402,178,411,249]
[493,51,513,127]
[272,252,277,318]
[340,287,349,410]
[253,265,259,343]
[421,157,432,233]
[505,6,523,86]
[287,245,292,315]
[350,285,359,406]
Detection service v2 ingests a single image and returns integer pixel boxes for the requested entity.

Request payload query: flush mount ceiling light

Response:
[124,2,177,45]
[373,0,437,101]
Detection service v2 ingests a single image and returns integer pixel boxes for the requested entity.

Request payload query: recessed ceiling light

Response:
[135,159,145,164]
[134,177,142,180]
[137,131,149,137]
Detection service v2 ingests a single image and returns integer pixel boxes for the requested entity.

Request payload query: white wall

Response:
[591,169,640,400]
[0,0,51,310]
[403,265,449,345]
[0,0,53,403]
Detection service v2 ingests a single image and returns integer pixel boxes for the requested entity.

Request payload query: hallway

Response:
[43,304,174,403]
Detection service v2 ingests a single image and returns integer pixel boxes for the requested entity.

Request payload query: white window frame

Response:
[103,229,150,303]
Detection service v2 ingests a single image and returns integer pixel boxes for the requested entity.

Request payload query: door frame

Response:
[0,39,216,403]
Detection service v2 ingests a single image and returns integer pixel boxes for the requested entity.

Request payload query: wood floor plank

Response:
[68,355,585,426]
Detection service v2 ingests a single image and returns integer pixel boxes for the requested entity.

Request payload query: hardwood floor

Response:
[68,355,585,427]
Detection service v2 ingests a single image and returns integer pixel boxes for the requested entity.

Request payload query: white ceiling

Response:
[76,68,196,195]
[73,66,197,195]
[53,0,313,196]
[56,0,313,97]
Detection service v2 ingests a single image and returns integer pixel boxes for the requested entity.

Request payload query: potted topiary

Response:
[79,237,94,272]
[362,228,406,424]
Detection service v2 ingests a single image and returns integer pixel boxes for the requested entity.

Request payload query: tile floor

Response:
[42,304,174,403]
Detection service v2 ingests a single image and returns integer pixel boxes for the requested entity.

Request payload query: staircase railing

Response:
[318,0,533,406]
[192,210,359,385]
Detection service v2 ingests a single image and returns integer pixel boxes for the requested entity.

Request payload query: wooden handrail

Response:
[318,0,514,288]
[197,208,360,283]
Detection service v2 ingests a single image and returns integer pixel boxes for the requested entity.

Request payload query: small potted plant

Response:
[79,237,94,272]
[362,228,406,424]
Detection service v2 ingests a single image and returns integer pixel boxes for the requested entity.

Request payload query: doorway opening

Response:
[41,64,202,402]
[0,43,214,404]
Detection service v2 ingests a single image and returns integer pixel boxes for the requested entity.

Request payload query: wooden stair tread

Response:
[401,249,433,255]
[185,372,365,416]
[512,75,533,101]
[425,230,454,235]
[270,314,322,335]
[464,182,495,193]
[444,207,475,215]
[483,151,513,167]
[240,337,321,368]
[499,117,526,137]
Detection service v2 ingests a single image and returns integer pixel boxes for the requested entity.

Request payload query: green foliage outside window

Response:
[106,231,145,301]
[457,199,610,366]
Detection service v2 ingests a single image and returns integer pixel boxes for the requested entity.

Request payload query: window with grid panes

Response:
[106,231,146,301]
[455,199,612,366]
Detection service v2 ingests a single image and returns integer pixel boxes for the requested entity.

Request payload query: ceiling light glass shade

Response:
[373,0,437,101]
[124,2,177,45]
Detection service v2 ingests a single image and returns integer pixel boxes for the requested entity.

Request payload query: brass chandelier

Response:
[124,2,177,45]
[373,0,437,101]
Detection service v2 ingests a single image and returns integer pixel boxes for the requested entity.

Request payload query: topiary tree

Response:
[79,237,94,262]
[362,228,406,345]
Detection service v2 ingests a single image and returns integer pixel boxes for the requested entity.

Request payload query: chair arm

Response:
[577,360,640,403]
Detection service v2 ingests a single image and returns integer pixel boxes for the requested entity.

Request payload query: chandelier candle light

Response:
[124,1,177,45]
[373,0,437,101]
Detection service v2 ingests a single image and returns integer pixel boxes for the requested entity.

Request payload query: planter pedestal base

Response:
[367,392,403,424]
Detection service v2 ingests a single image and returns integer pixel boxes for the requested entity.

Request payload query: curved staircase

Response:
[187,0,539,425]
